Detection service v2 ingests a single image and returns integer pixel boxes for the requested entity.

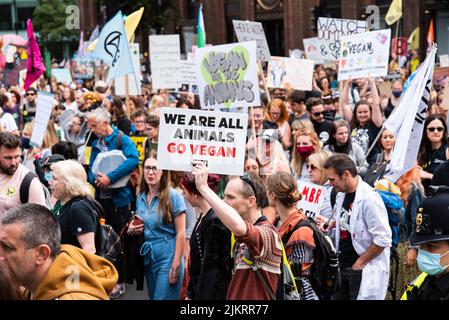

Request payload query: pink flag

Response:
[24,19,45,90]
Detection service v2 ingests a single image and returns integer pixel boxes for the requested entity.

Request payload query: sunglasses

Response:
[240,172,257,196]
[306,164,320,171]
[26,93,36,96]
[312,111,324,117]
[427,127,444,133]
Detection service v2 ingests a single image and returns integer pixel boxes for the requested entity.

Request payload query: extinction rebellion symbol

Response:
[104,31,122,67]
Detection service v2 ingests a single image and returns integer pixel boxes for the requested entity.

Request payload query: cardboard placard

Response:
[266,56,314,91]
[149,35,181,90]
[233,20,271,62]
[196,41,260,110]
[338,29,391,81]
[158,108,248,175]
[296,181,326,220]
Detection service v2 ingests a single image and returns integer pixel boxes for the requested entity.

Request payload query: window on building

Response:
[17,7,35,30]
[0,4,13,31]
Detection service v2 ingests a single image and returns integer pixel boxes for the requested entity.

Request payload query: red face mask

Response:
[296,145,315,158]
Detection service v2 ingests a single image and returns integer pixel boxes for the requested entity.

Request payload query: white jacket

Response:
[333,177,392,300]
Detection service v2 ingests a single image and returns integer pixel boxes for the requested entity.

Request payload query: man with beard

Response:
[307,97,333,145]
[0,132,46,216]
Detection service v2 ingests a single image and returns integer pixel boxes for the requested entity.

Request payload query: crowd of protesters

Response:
[0,45,449,301]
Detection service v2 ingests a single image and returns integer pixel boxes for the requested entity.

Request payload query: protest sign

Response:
[73,57,94,79]
[158,108,248,175]
[303,37,327,63]
[149,34,181,90]
[196,41,260,109]
[130,135,147,164]
[440,54,449,68]
[338,29,391,81]
[296,181,326,220]
[51,68,73,84]
[30,92,54,148]
[316,18,367,61]
[266,56,314,91]
[179,60,197,86]
[232,20,271,62]
[115,43,142,96]
[391,37,408,57]
[378,81,392,98]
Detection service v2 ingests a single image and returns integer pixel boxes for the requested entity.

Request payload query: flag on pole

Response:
[385,0,402,26]
[383,45,437,182]
[24,19,46,90]
[427,19,435,44]
[77,30,85,57]
[408,27,420,51]
[125,7,144,43]
[197,4,206,48]
[91,11,135,83]
[88,25,100,42]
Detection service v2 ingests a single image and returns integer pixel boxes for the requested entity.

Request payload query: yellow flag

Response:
[385,0,402,25]
[408,27,420,51]
[125,7,144,42]
[86,7,144,52]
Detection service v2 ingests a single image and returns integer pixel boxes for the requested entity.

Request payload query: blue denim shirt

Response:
[136,188,187,242]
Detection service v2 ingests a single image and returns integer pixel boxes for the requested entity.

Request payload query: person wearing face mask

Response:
[290,128,322,182]
[401,187,449,300]
[381,80,403,119]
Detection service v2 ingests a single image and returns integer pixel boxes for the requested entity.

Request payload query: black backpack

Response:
[20,171,53,210]
[84,198,123,266]
[282,218,341,300]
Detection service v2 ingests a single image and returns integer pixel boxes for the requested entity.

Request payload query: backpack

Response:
[20,171,53,210]
[282,218,341,300]
[84,198,123,266]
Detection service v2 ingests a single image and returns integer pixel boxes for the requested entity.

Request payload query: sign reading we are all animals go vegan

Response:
[157,108,248,176]
[196,41,260,110]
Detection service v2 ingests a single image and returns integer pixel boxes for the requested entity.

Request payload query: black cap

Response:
[42,154,66,168]
[410,188,449,246]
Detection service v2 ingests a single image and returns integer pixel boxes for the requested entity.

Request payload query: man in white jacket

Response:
[323,154,392,300]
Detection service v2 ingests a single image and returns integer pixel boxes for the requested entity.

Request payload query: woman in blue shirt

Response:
[127,154,187,300]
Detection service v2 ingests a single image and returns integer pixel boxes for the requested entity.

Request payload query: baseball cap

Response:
[42,154,66,168]
[409,187,449,246]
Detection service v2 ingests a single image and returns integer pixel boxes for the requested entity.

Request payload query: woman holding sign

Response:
[267,172,318,300]
[127,153,187,300]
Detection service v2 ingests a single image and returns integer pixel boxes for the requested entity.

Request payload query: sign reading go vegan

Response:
[157,108,248,176]
[196,41,260,109]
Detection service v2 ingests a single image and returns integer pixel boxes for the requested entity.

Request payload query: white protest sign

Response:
[149,35,181,89]
[338,29,392,81]
[179,60,197,86]
[158,108,248,176]
[296,181,326,220]
[303,37,332,63]
[30,92,55,148]
[232,20,271,62]
[51,68,73,85]
[196,41,260,110]
[115,43,142,96]
[267,56,314,91]
[441,54,449,68]
[316,18,367,61]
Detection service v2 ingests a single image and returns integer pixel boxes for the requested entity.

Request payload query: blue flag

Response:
[91,11,134,83]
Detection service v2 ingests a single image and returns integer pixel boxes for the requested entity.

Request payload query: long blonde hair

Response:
[290,128,322,177]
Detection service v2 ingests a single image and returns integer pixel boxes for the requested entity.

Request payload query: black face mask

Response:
[323,110,336,121]
[20,137,31,150]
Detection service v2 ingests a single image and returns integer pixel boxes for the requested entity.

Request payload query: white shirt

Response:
[0,112,18,132]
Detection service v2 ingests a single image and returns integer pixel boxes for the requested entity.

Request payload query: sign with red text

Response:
[296,181,326,219]
[157,108,248,175]
[338,29,391,81]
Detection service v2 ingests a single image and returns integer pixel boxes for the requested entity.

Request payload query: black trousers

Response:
[96,198,131,283]
[331,267,363,300]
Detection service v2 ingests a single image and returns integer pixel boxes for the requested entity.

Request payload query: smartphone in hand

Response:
[131,214,144,227]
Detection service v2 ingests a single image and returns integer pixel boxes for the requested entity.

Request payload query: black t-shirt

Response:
[56,197,98,248]
[339,192,359,269]
[422,144,448,195]
[431,160,449,187]
[313,120,333,145]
